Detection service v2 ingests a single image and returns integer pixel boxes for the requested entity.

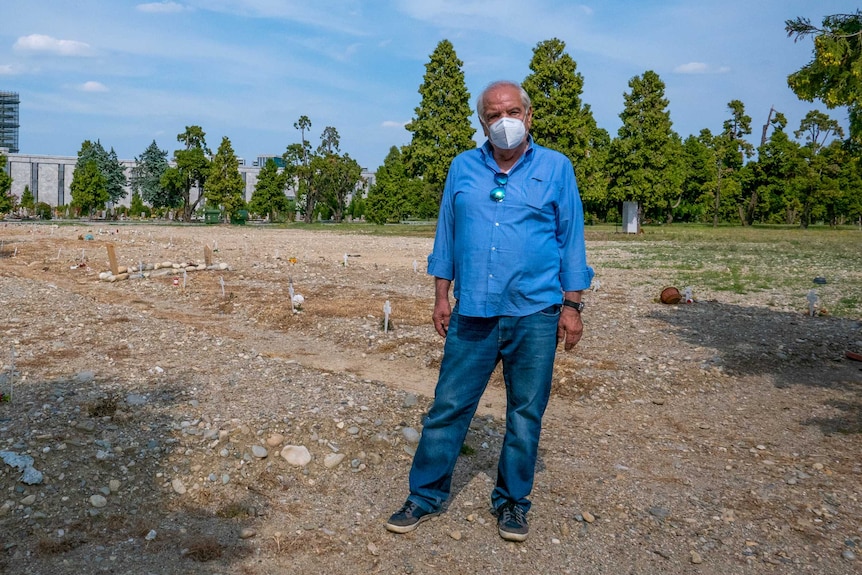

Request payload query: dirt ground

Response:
[0,222,860,575]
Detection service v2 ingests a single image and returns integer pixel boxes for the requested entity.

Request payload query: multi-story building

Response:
[0,91,20,154]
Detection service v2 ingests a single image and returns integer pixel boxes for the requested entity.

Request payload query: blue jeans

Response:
[407,304,560,513]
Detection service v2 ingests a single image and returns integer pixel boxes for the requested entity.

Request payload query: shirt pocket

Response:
[523,177,555,214]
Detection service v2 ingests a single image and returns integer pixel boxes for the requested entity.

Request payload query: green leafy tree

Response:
[307,127,363,223]
[205,136,246,220]
[403,39,475,203]
[75,140,127,205]
[248,158,291,221]
[523,38,610,218]
[366,146,428,224]
[744,112,805,224]
[129,191,149,218]
[70,160,109,217]
[713,100,754,226]
[0,153,13,215]
[607,70,685,224]
[786,11,862,142]
[19,185,35,216]
[293,116,315,223]
[161,126,211,221]
[678,132,718,223]
[131,140,174,209]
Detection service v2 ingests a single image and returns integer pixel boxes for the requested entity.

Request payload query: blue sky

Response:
[0,1,853,171]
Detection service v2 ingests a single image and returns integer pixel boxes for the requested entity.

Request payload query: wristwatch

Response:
[562,300,585,313]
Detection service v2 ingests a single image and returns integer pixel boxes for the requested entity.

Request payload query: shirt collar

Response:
[481,135,534,169]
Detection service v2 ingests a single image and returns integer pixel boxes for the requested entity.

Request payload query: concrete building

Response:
[2,152,375,213]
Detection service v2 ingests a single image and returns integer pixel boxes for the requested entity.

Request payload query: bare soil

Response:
[0,222,860,575]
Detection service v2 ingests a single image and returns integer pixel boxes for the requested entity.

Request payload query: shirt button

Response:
[489,274,493,278]
[491,247,496,251]
[495,222,499,226]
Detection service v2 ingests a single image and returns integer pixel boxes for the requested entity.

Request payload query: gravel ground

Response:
[0,222,861,575]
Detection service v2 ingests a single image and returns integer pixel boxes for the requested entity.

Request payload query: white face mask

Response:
[488,117,526,150]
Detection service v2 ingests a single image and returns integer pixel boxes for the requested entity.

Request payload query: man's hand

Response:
[433,298,451,337]
[557,306,584,351]
[432,277,452,338]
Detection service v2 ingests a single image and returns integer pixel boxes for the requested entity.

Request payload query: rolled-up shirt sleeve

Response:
[427,163,457,281]
[557,161,594,292]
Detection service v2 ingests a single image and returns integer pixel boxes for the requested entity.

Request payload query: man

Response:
[386,80,593,542]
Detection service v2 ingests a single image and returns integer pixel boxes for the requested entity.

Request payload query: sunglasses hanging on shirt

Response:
[490,172,508,202]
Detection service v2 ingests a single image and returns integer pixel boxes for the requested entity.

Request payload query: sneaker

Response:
[496,501,529,542]
[385,500,438,534]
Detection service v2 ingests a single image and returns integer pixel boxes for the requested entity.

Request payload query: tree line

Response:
[1,11,859,227]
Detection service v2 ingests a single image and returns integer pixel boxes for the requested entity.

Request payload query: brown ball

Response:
[660,286,682,304]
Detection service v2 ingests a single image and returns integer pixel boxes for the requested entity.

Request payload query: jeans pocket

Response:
[538,303,561,317]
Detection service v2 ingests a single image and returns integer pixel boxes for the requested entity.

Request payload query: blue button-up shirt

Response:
[427,139,594,318]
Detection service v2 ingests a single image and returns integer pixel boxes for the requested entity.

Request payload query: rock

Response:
[324,453,346,469]
[171,478,187,494]
[403,394,418,408]
[89,494,107,508]
[109,479,121,492]
[266,433,285,447]
[690,550,703,564]
[239,528,257,539]
[401,427,420,444]
[20,494,36,506]
[449,530,462,541]
[280,445,311,467]
[843,549,857,561]
[251,445,268,459]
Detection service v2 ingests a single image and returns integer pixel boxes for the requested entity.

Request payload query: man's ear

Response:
[524,107,534,131]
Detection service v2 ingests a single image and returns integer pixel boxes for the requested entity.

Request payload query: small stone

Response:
[20,494,36,506]
[109,479,121,492]
[251,445,268,459]
[843,549,857,561]
[89,494,107,508]
[347,426,360,435]
[690,550,703,564]
[551,538,561,544]
[171,478,187,494]
[239,528,256,539]
[367,542,380,556]
[324,453,346,468]
[402,394,418,408]
[812,462,824,470]
[449,530,462,541]
[266,434,285,447]
[401,427,420,444]
[280,445,312,467]
[582,511,595,523]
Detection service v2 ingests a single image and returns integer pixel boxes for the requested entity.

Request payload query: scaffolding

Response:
[0,91,20,154]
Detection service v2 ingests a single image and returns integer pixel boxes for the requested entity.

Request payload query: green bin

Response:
[230,209,248,225]
[204,209,221,224]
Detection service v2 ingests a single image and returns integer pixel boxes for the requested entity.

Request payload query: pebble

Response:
[324,453,346,468]
[171,478,187,494]
[401,427,420,444]
[843,549,856,561]
[582,511,595,523]
[109,479,121,492]
[266,434,284,447]
[89,494,107,508]
[20,494,36,506]
[239,528,256,539]
[280,445,312,466]
[251,445,268,459]
[449,530,462,541]
[690,550,703,564]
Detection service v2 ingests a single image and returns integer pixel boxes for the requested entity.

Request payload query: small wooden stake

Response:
[204,245,213,266]
[106,244,119,275]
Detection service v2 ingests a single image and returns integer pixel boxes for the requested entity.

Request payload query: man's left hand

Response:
[557,307,584,351]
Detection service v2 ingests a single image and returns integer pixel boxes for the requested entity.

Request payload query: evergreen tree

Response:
[0,153,13,215]
[522,38,610,218]
[786,11,862,142]
[248,158,291,221]
[744,112,805,224]
[70,160,109,217]
[403,39,475,203]
[293,116,314,223]
[366,146,427,224]
[75,140,127,205]
[20,185,35,215]
[678,132,717,223]
[205,136,246,220]
[161,126,211,221]
[607,70,684,224]
[131,140,174,208]
[713,100,754,226]
[129,191,149,218]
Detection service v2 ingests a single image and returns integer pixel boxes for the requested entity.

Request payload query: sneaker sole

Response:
[498,527,528,542]
[385,512,438,534]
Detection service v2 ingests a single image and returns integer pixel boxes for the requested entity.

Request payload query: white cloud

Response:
[13,34,93,57]
[674,62,709,74]
[136,2,187,14]
[382,120,407,128]
[80,81,108,92]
